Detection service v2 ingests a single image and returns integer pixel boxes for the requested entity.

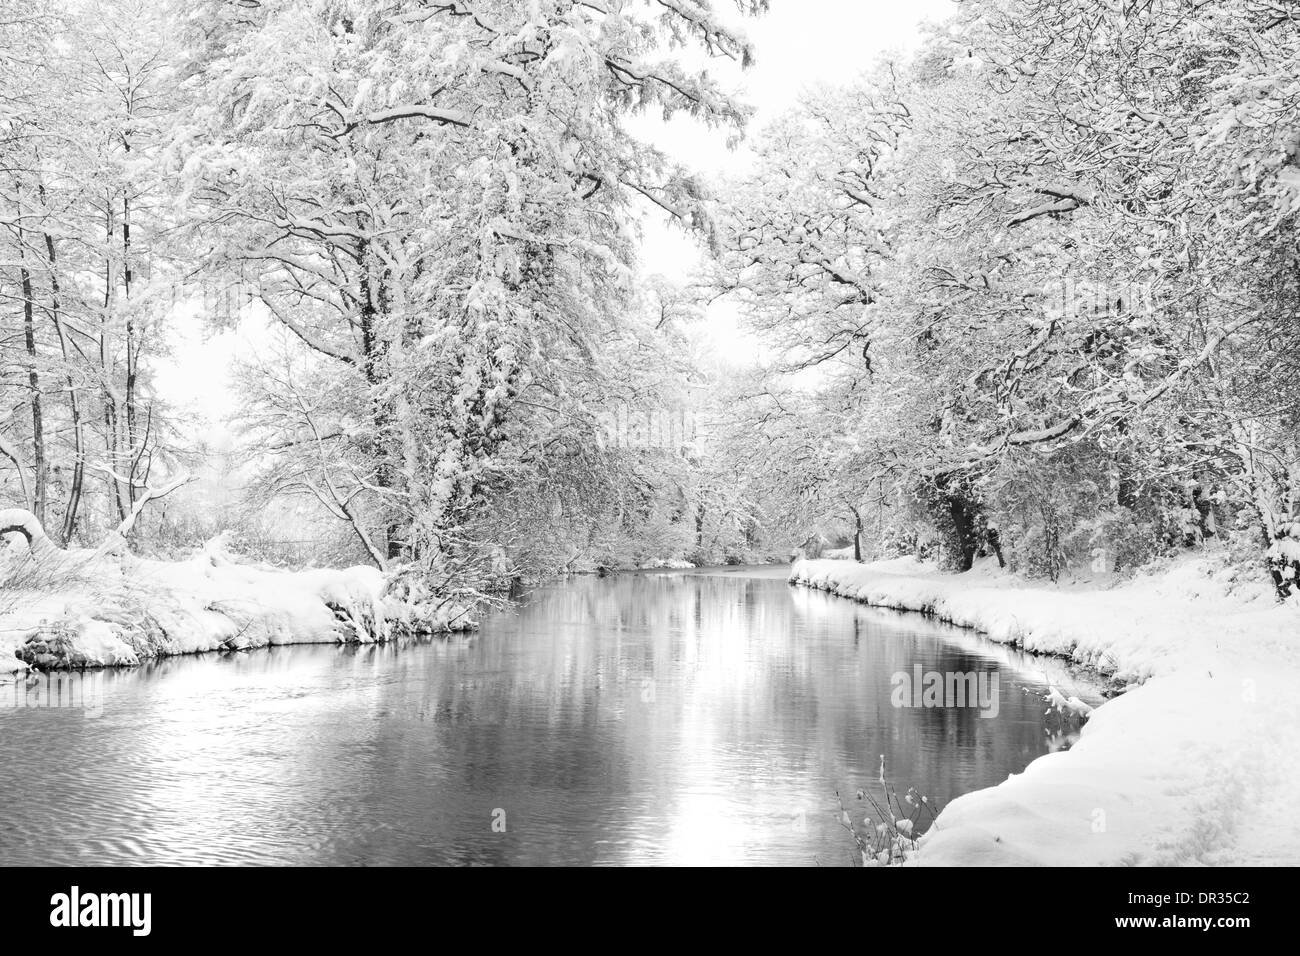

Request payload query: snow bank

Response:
[790,555,1300,866]
[0,538,475,679]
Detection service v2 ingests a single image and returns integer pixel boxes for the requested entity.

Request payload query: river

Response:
[0,565,1100,866]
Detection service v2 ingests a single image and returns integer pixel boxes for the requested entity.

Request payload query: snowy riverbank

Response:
[0,535,474,679]
[791,555,1300,866]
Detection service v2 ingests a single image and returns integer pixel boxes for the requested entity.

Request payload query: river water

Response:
[0,565,1100,866]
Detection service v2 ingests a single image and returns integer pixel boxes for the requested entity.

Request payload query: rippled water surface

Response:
[0,566,1100,865]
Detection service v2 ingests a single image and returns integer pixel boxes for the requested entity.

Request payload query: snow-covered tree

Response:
[174,0,766,588]
[716,0,1300,589]
[1,0,184,547]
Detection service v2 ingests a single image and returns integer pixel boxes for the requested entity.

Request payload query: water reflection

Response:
[0,570,1100,866]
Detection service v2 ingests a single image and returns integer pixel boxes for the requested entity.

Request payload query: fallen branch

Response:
[2,471,196,568]
[0,508,60,561]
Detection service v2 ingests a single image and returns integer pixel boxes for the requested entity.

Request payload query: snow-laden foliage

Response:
[715,0,1300,593]
[3,0,770,601]
[1,0,188,550]
[9,0,1296,608]
[170,0,767,592]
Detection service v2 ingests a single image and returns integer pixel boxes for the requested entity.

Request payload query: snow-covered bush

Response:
[1266,523,1300,600]
[977,447,1195,581]
[1,521,476,677]
[837,760,941,867]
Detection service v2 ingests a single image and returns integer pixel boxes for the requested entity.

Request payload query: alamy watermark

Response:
[595,403,702,453]
[49,887,150,936]
[3,672,104,718]
[891,665,1000,718]
[1043,277,1157,320]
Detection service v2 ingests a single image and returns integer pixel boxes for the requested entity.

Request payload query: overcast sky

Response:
[635,0,955,276]
[155,0,957,429]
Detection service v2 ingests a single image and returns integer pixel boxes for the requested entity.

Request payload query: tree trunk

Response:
[103,200,128,523]
[19,255,48,528]
[39,190,85,546]
[947,491,979,572]
[987,525,1007,568]
[850,505,863,562]
[357,241,404,562]
[122,193,140,503]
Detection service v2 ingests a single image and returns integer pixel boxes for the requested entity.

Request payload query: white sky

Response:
[154,0,956,430]
[634,0,955,277]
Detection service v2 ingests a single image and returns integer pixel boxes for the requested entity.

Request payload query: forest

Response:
[3,0,1299,610]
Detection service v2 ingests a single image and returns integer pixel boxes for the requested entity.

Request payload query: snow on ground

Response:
[0,535,474,679]
[791,554,1300,866]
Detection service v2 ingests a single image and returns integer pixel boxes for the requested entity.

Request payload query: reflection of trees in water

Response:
[1,573,1098,864]
[339,574,1096,860]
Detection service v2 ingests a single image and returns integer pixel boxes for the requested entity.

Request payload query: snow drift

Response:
[791,555,1300,866]
[0,528,474,679]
